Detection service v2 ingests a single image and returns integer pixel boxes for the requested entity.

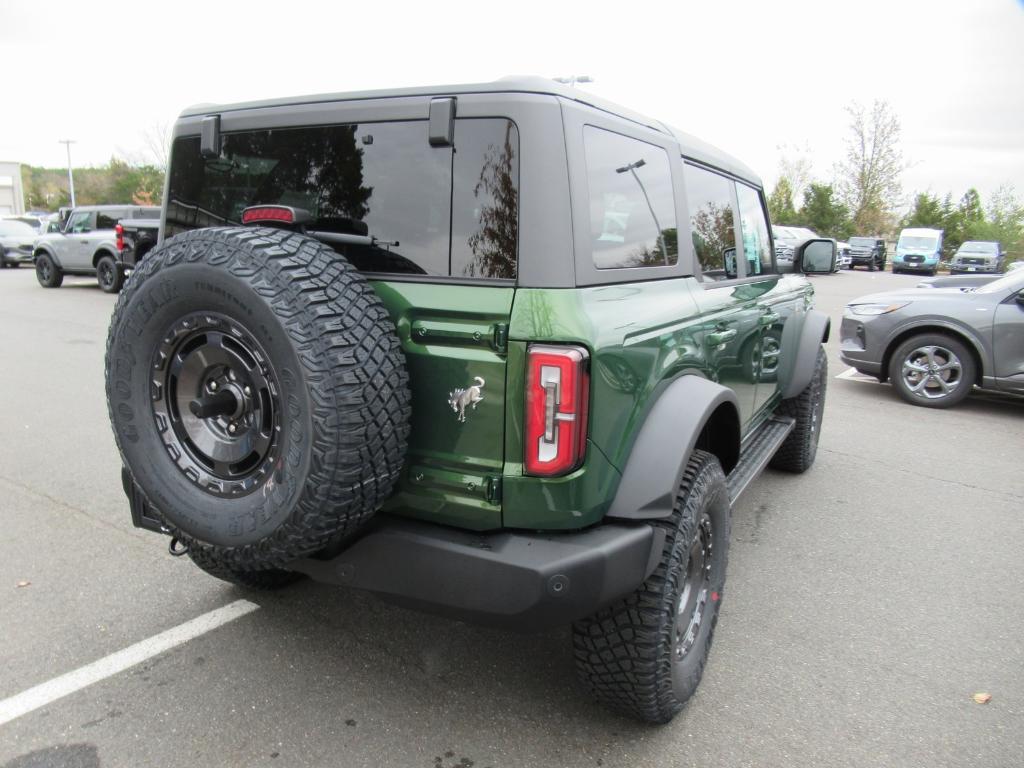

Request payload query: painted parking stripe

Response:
[0,599,259,727]
[835,367,880,383]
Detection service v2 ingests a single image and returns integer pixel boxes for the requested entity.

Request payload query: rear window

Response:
[165,119,519,279]
[582,126,678,269]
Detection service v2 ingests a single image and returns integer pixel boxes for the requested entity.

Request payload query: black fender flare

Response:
[778,310,830,399]
[606,376,739,521]
[33,244,61,268]
[93,248,119,268]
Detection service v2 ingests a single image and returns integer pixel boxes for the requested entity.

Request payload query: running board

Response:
[725,415,795,504]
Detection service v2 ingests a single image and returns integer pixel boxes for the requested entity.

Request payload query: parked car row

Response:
[1,205,160,292]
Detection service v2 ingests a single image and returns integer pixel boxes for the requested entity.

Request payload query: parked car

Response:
[115,216,161,273]
[917,274,1002,289]
[104,76,837,725]
[32,205,159,292]
[0,218,38,268]
[892,227,943,275]
[836,241,852,270]
[773,225,822,268]
[949,240,1003,274]
[839,269,1024,407]
[847,236,887,271]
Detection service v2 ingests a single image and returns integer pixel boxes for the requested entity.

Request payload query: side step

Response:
[725,415,795,504]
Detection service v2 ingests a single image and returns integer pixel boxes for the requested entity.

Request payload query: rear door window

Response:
[683,164,740,281]
[96,210,126,230]
[582,126,678,270]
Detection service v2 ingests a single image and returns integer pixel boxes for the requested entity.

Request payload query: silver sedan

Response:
[839,269,1024,407]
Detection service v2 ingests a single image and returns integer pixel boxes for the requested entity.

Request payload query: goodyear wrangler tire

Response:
[105,227,411,569]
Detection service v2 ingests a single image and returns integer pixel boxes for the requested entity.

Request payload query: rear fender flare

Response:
[779,310,830,399]
[606,376,739,521]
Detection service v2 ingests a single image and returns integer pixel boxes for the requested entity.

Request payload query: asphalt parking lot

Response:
[1,266,1022,768]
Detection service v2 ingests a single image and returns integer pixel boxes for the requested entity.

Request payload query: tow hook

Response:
[168,537,190,557]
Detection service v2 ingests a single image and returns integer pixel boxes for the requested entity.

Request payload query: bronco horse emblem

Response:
[448,377,485,422]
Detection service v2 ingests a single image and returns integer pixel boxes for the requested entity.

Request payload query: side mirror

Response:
[1016,290,1024,306]
[796,238,837,274]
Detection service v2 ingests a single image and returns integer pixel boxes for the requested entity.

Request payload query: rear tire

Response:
[35,253,63,288]
[573,450,730,724]
[96,254,123,293]
[770,346,827,473]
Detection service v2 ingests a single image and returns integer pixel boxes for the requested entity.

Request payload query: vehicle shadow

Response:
[212,578,669,762]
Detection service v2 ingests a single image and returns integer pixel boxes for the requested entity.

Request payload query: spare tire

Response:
[105,227,410,568]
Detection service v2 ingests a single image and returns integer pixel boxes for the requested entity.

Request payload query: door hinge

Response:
[486,476,503,504]
[491,322,509,353]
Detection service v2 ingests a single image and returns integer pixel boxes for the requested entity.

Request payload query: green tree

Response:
[799,183,851,239]
[768,178,798,225]
[836,100,904,235]
[902,192,945,230]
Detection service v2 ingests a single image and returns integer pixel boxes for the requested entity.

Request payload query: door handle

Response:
[706,328,737,345]
[759,312,780,327]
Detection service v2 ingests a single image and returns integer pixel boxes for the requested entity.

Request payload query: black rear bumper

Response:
[122,469,661,630]
[290,516,662,630]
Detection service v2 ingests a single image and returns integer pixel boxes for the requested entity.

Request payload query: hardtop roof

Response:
[179,76,763,188]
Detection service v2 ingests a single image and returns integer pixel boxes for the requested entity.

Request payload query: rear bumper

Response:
[122,469,660,631]
[290,516,661,630]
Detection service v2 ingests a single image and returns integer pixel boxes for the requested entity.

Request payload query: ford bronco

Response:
[105,77,835,723]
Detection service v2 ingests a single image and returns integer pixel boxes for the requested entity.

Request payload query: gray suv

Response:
[33,205,159,292]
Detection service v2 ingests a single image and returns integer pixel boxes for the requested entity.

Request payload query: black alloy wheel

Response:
[153,312,281,498]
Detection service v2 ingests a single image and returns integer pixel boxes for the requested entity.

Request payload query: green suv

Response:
[105,78,835,724]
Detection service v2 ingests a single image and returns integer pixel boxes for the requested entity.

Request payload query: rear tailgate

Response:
[373,281,512,530]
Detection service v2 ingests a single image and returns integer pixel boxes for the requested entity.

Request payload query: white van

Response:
[894,227,943,275]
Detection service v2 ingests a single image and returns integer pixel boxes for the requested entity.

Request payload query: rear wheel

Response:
[35,253,63,288]
[96,254,123,293]
[573,450,730,724]
[770,346,826,473]
[888,333,974,409]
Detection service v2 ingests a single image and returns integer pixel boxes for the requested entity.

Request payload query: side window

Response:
[683,164,739,281]
[96,211,122,230]
[68,211,94,233]
[450,118,519,279]
[582,126,678,270]
[735,183,774,276]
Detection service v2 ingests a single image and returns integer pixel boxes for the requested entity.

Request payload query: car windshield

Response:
[900,236,937,249]
[958,242,997,253]
[0,220,36,236]
[849,237,877,247]
[973,270,1024,294]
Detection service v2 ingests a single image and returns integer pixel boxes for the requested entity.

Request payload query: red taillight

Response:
[241,205,296,225]
[115,224,124,252]
[525,344,589,477]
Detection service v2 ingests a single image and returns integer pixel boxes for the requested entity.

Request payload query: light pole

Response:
[58,139,76,208]
[554,75,593,88]
[616,159,668,265]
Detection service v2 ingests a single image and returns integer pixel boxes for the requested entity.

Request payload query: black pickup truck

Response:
[115,217,161,272]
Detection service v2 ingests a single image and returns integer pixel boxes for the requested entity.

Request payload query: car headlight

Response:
[848,302,909,316]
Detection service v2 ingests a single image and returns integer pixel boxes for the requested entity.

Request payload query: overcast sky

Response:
[2,0,1022,209]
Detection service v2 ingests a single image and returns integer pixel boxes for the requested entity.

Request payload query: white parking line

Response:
[835,367,883,383]
[0,599,259,727]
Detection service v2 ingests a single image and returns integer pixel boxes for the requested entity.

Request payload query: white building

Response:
[0,162,26,215]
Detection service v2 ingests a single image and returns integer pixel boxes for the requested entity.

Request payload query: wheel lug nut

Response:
[228,423,237,434]
[209,380,218,391]
[243,385,251,396]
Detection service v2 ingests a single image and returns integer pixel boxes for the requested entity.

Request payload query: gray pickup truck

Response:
[33,204,159,292]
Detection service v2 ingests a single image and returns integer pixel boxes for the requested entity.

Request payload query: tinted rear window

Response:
[582,126,677,269]
[166,119,518,279]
